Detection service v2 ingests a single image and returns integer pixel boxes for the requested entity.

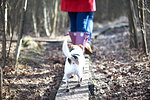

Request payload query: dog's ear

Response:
[69,45,73,49]
[69,44,83,50]
[68,58,71,64]
[69,45,76,51]
[69,45,75,49]
[78,45,83,49]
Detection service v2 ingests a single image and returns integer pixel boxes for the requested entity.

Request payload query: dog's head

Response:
[67,45,84,65]
[69,45,84,54]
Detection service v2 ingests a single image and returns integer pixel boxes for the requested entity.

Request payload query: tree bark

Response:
[138,0,148,54]
[42,0,51,36]
[51,0,58,37]
[127,0,139,48]
[15,0,28,66]
[7,21,13,58]
[32,0,40,37]
[0,67,3,100]
[0,0,7,99]
[7,0,19,58]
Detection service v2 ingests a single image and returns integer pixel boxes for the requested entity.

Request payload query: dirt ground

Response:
[2,41,65,99]
[1,20,150,100]
[90,27,150,99]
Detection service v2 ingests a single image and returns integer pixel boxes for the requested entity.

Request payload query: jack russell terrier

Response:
[62,40,85,92]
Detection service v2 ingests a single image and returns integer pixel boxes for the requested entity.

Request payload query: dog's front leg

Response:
[76,75,82,87]
[65,74,70,92]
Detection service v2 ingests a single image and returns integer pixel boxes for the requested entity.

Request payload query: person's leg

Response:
[68,12,77,32]
[86,12,94,42]
[76,12,94,32]
[68,12,78,44]
[76,12,94,54]
[69,12,94,33]
[86,12,94,54]
[76,12,89,32]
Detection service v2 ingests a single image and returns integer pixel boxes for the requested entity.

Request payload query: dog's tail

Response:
[62,39,72,58]
[62,40,79,65]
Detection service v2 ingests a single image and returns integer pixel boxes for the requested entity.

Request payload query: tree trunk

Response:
[138,0,148,54]
[32,0,40,37]
[3,0,7,63]
[42,0,50,36]
[7,21,14,58]
[0,0,7,99]
[128,8,135,48]
[127,0,139,48]
[51,0,58,37]
[32,12,40,37]
[0,67,3,100]
[15,0,28,67]
[7,1,18,58]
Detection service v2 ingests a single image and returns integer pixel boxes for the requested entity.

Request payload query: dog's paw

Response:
[65,88,70,92]
[80,78,82,82]
[76,84,81,87]
[69,75,74,78]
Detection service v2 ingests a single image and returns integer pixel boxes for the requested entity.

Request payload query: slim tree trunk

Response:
[0,0,7,99]
[51,0,58,37]
[32,12,40,37]
[3,0,7,62]
[15,0,28,66]
[42,0,50,36]
[0,0,2,98]
[32,0,40,37]
[7,13,15,58]
[0,66,3,100]
[127,0,139,48]
[128,8,135,48]
[138,0,148,54]
[47,10,51,32]
[7,21,14,58]
[7,1,18,58]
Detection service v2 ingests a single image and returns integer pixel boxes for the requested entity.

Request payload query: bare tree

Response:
[127,0,139,48]
[32,0,40,37]
[51,0,58,37]
[7,0,19,58]
[42,0,51,36]
[15,0,28,68]
[138,0,148,54]
[0,0,7,99]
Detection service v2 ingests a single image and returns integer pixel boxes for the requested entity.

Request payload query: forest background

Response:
[0,0,150,99]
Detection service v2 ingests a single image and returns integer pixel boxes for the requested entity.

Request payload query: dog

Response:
[62,40,85,92]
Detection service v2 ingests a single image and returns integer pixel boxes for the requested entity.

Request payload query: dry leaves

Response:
[90,27,150,99]
[2,42,64,99]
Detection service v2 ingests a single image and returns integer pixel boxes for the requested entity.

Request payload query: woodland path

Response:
[2,20,150,100]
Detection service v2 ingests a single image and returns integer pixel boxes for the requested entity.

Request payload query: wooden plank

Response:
[0,36,71,43]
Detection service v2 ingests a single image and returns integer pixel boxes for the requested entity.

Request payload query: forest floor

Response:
[90,27,150,100]
[1,41,65,99]
[1,18,150,100]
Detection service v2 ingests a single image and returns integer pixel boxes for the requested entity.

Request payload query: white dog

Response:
[62,40,85,92]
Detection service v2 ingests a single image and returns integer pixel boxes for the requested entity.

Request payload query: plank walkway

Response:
[55,55,90,100]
